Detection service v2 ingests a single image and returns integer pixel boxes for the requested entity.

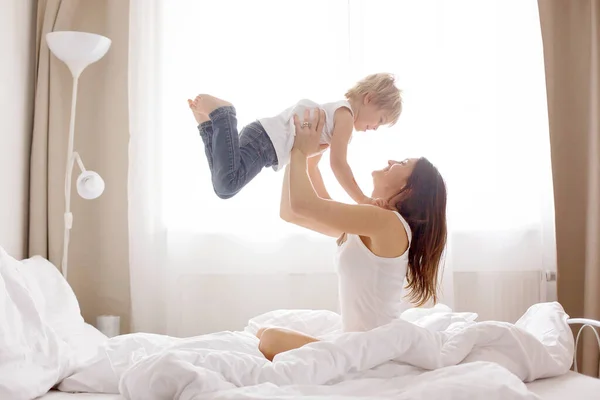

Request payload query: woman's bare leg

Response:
[257,327,319,361]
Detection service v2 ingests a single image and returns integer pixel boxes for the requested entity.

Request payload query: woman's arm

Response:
[307,151,331,200]
[280,165,341,238]
[289,110,398,239]
[289,151,394,238]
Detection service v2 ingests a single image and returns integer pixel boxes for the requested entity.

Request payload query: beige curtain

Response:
[538,0,600,377]
[29,0,131,332]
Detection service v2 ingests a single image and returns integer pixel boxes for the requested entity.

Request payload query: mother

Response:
[257,109,448,361]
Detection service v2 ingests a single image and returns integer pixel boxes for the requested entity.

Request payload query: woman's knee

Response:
[257,327,319,361]
[258,327,280,361]
[256,327,268,339]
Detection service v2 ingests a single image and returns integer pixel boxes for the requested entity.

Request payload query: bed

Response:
[38,394,123,400]
[36,372,600,400]
[2,248,599,400]
[37,372,600,400]
[525,318,600,398]
[527,371,600,399]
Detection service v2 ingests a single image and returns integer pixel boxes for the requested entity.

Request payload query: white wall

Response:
[0,0,35,258]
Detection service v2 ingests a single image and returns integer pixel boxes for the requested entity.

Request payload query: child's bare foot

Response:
[188,95,233,124]
[188,97,210,124]
[196,94,233,113]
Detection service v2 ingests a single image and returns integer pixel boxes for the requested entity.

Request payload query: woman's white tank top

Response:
[258,99,353,171]
[335,212,412,332]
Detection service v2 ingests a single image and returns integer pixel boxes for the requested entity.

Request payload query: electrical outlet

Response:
[545,270,557,282]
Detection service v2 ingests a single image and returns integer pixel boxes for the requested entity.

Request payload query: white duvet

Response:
[60,303,574,400]
[0,247,575,400]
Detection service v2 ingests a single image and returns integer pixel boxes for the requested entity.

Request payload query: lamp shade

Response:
[77,171,105,200]
[46,31,111,77]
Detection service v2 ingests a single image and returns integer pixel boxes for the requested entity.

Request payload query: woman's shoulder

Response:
[345,208,411,258]
[376,209,410,241]
[358,207,410,241]
[344,209,410,259]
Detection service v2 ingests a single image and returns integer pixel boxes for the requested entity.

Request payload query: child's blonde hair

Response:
[345,73,403,126]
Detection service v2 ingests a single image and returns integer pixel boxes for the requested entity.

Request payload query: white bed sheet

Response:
[38,372,600,399]
[36,393,123,400]
[526,371,600,399]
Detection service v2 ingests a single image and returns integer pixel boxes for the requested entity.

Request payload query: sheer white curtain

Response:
[129,0,555,335]
[128,0,167,333]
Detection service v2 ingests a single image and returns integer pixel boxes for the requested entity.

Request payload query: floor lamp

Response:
[46,31,111,280]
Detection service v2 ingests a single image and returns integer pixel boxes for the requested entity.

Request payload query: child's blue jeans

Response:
[198,106,278,199]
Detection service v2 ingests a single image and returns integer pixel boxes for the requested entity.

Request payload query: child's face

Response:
[353,94,389,132]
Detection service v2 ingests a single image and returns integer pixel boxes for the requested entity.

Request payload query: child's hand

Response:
[362,197,387,208]
[358,196,372,205]
[373,198,388,208]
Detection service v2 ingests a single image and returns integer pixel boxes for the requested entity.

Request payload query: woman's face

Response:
[372,158,418,196]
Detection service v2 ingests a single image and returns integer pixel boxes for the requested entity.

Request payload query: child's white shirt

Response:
[258,99,353,170]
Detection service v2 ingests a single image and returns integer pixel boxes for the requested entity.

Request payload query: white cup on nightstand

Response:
[96,315,120,337]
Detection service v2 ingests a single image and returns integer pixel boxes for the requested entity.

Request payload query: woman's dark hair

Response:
[392,157,447,306]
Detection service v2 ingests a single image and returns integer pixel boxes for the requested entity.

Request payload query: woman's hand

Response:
[292,108,326,157]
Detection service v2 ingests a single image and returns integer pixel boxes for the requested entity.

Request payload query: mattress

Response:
[37,372,599,399]
[36,392,123,400]
[526,371,600,399]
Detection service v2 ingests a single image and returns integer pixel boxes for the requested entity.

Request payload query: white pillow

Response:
[18,256,110,368]
[19,255,84,338]
[0,247,73,400]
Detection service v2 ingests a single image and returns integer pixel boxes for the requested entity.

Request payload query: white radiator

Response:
[168,270,557,336]
[169,273,340,336]
[453,270,555,323]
